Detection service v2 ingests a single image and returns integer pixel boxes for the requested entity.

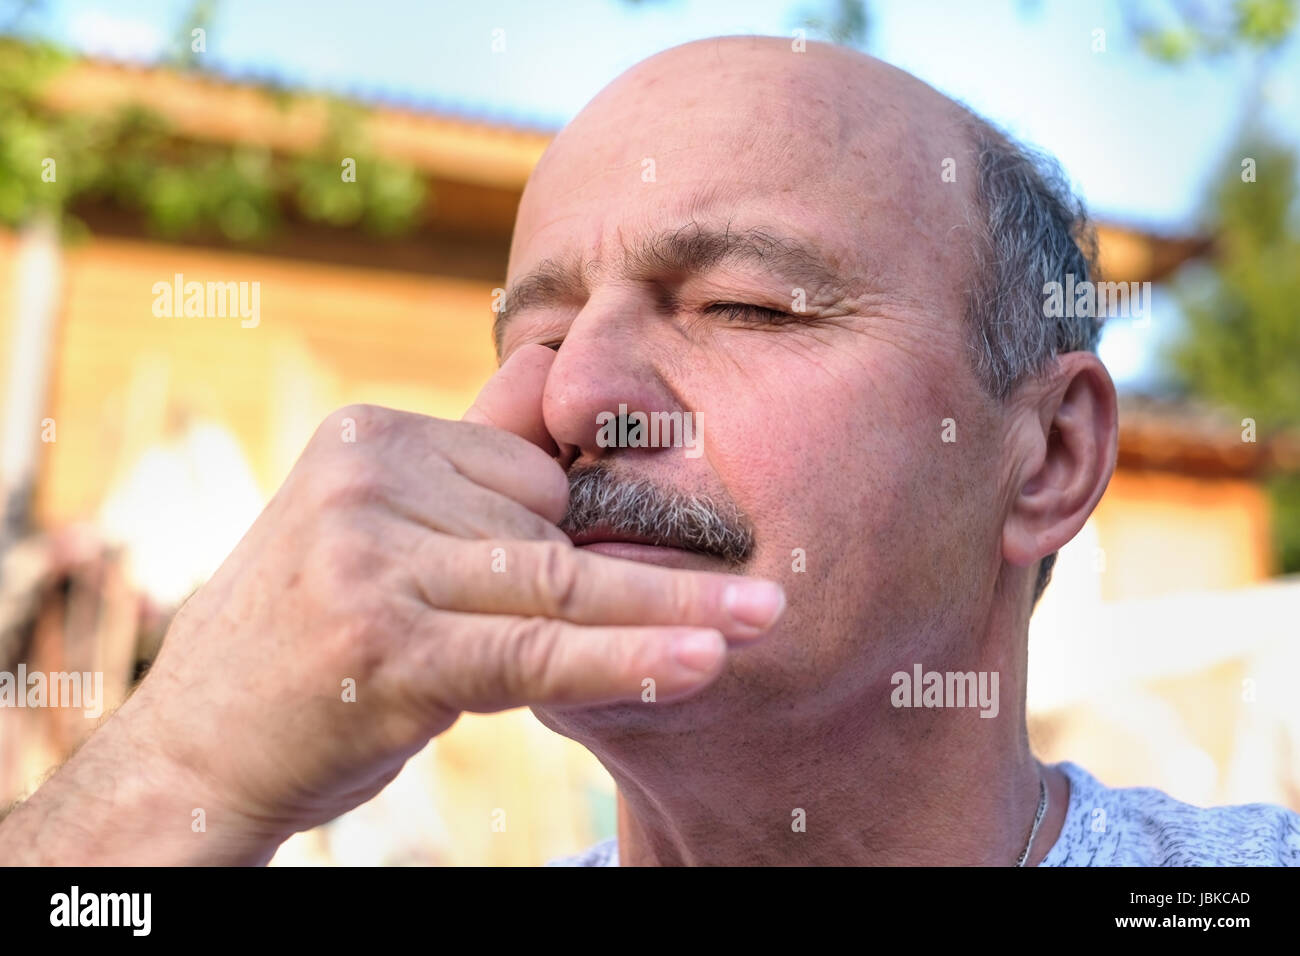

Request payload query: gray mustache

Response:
[559,462,756,566]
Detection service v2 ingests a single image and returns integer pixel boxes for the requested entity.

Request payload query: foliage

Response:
[1163,136,1300,572]
[0,37,427,243]
[1135,0,1297,63]
[1268,473,1300,573]
[1167,141,1300,430]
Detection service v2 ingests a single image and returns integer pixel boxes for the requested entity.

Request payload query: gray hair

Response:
[561,461,756,567]
[960,112,1104,604]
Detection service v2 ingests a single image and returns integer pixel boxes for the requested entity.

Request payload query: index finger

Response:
[413,538,787,640]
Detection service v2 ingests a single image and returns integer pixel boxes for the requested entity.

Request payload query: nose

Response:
[542,287,687,468]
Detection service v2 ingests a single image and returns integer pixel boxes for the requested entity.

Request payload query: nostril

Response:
[554,442,580,470]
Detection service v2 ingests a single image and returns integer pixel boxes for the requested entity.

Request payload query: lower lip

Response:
[576,541,714,568]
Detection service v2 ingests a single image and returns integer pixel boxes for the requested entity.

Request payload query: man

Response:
[2,36,1296,867]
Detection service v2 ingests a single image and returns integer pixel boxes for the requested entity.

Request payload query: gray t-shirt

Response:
[546,760,1300,866]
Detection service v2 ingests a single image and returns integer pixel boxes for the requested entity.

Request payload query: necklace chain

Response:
[1015,771,1048,867]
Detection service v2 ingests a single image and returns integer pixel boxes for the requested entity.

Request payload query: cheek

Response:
[694,340,948,550]
[690,339,995,630]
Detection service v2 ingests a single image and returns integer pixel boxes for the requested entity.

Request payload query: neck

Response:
[608,716,1045,866]
[594,596,1065,865]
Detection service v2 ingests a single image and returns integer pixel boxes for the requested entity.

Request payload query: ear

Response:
[1002,352,1118,570]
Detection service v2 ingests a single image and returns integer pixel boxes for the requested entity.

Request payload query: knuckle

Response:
[667,572,704,622]
[315,456,389,511]
[500,617,563,701]
[319,403,387,440]
[309,521,385,602]
[329,611,388,681]
[622,636,661,682]
[318,574,415,689]
[534,541,581,618]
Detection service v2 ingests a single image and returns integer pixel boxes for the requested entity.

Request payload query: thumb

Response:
[462,344,559,455]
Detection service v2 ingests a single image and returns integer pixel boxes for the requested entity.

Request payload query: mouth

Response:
[566,525,721,568]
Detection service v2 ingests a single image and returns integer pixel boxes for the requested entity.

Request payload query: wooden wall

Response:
[33,232,502,524]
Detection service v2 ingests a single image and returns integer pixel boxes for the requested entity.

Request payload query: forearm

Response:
[0,705,287,866]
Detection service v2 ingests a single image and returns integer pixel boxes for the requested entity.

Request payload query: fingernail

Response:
[672,630,725,674]
[723,581,786,629]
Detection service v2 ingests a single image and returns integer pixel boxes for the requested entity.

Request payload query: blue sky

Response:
[17,0,1300,387]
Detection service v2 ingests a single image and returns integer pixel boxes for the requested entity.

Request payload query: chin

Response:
[529,646,796,746]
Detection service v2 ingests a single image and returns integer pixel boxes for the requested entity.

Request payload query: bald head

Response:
[527,35,975,199]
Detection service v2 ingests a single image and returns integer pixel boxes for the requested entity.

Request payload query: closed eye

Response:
[703,302,794,324]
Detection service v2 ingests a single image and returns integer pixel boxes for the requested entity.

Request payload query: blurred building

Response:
[1,56,1296,865]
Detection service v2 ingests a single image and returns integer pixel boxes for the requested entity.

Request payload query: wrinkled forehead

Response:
[508,37,977,314]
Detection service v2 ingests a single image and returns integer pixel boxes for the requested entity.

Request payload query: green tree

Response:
[1167,141,1300,432]
[1163,137,1300,573]
[1130,0,1297,63]
[1131,0,1300,575]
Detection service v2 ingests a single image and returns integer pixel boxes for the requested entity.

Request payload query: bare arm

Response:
[0,693,287,865]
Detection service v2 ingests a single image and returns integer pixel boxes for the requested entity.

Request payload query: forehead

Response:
[506,39,975,322]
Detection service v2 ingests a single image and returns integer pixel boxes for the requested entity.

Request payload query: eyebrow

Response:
[493,223,849,354]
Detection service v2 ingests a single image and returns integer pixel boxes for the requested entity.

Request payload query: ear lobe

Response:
[1002,353,1118,569]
